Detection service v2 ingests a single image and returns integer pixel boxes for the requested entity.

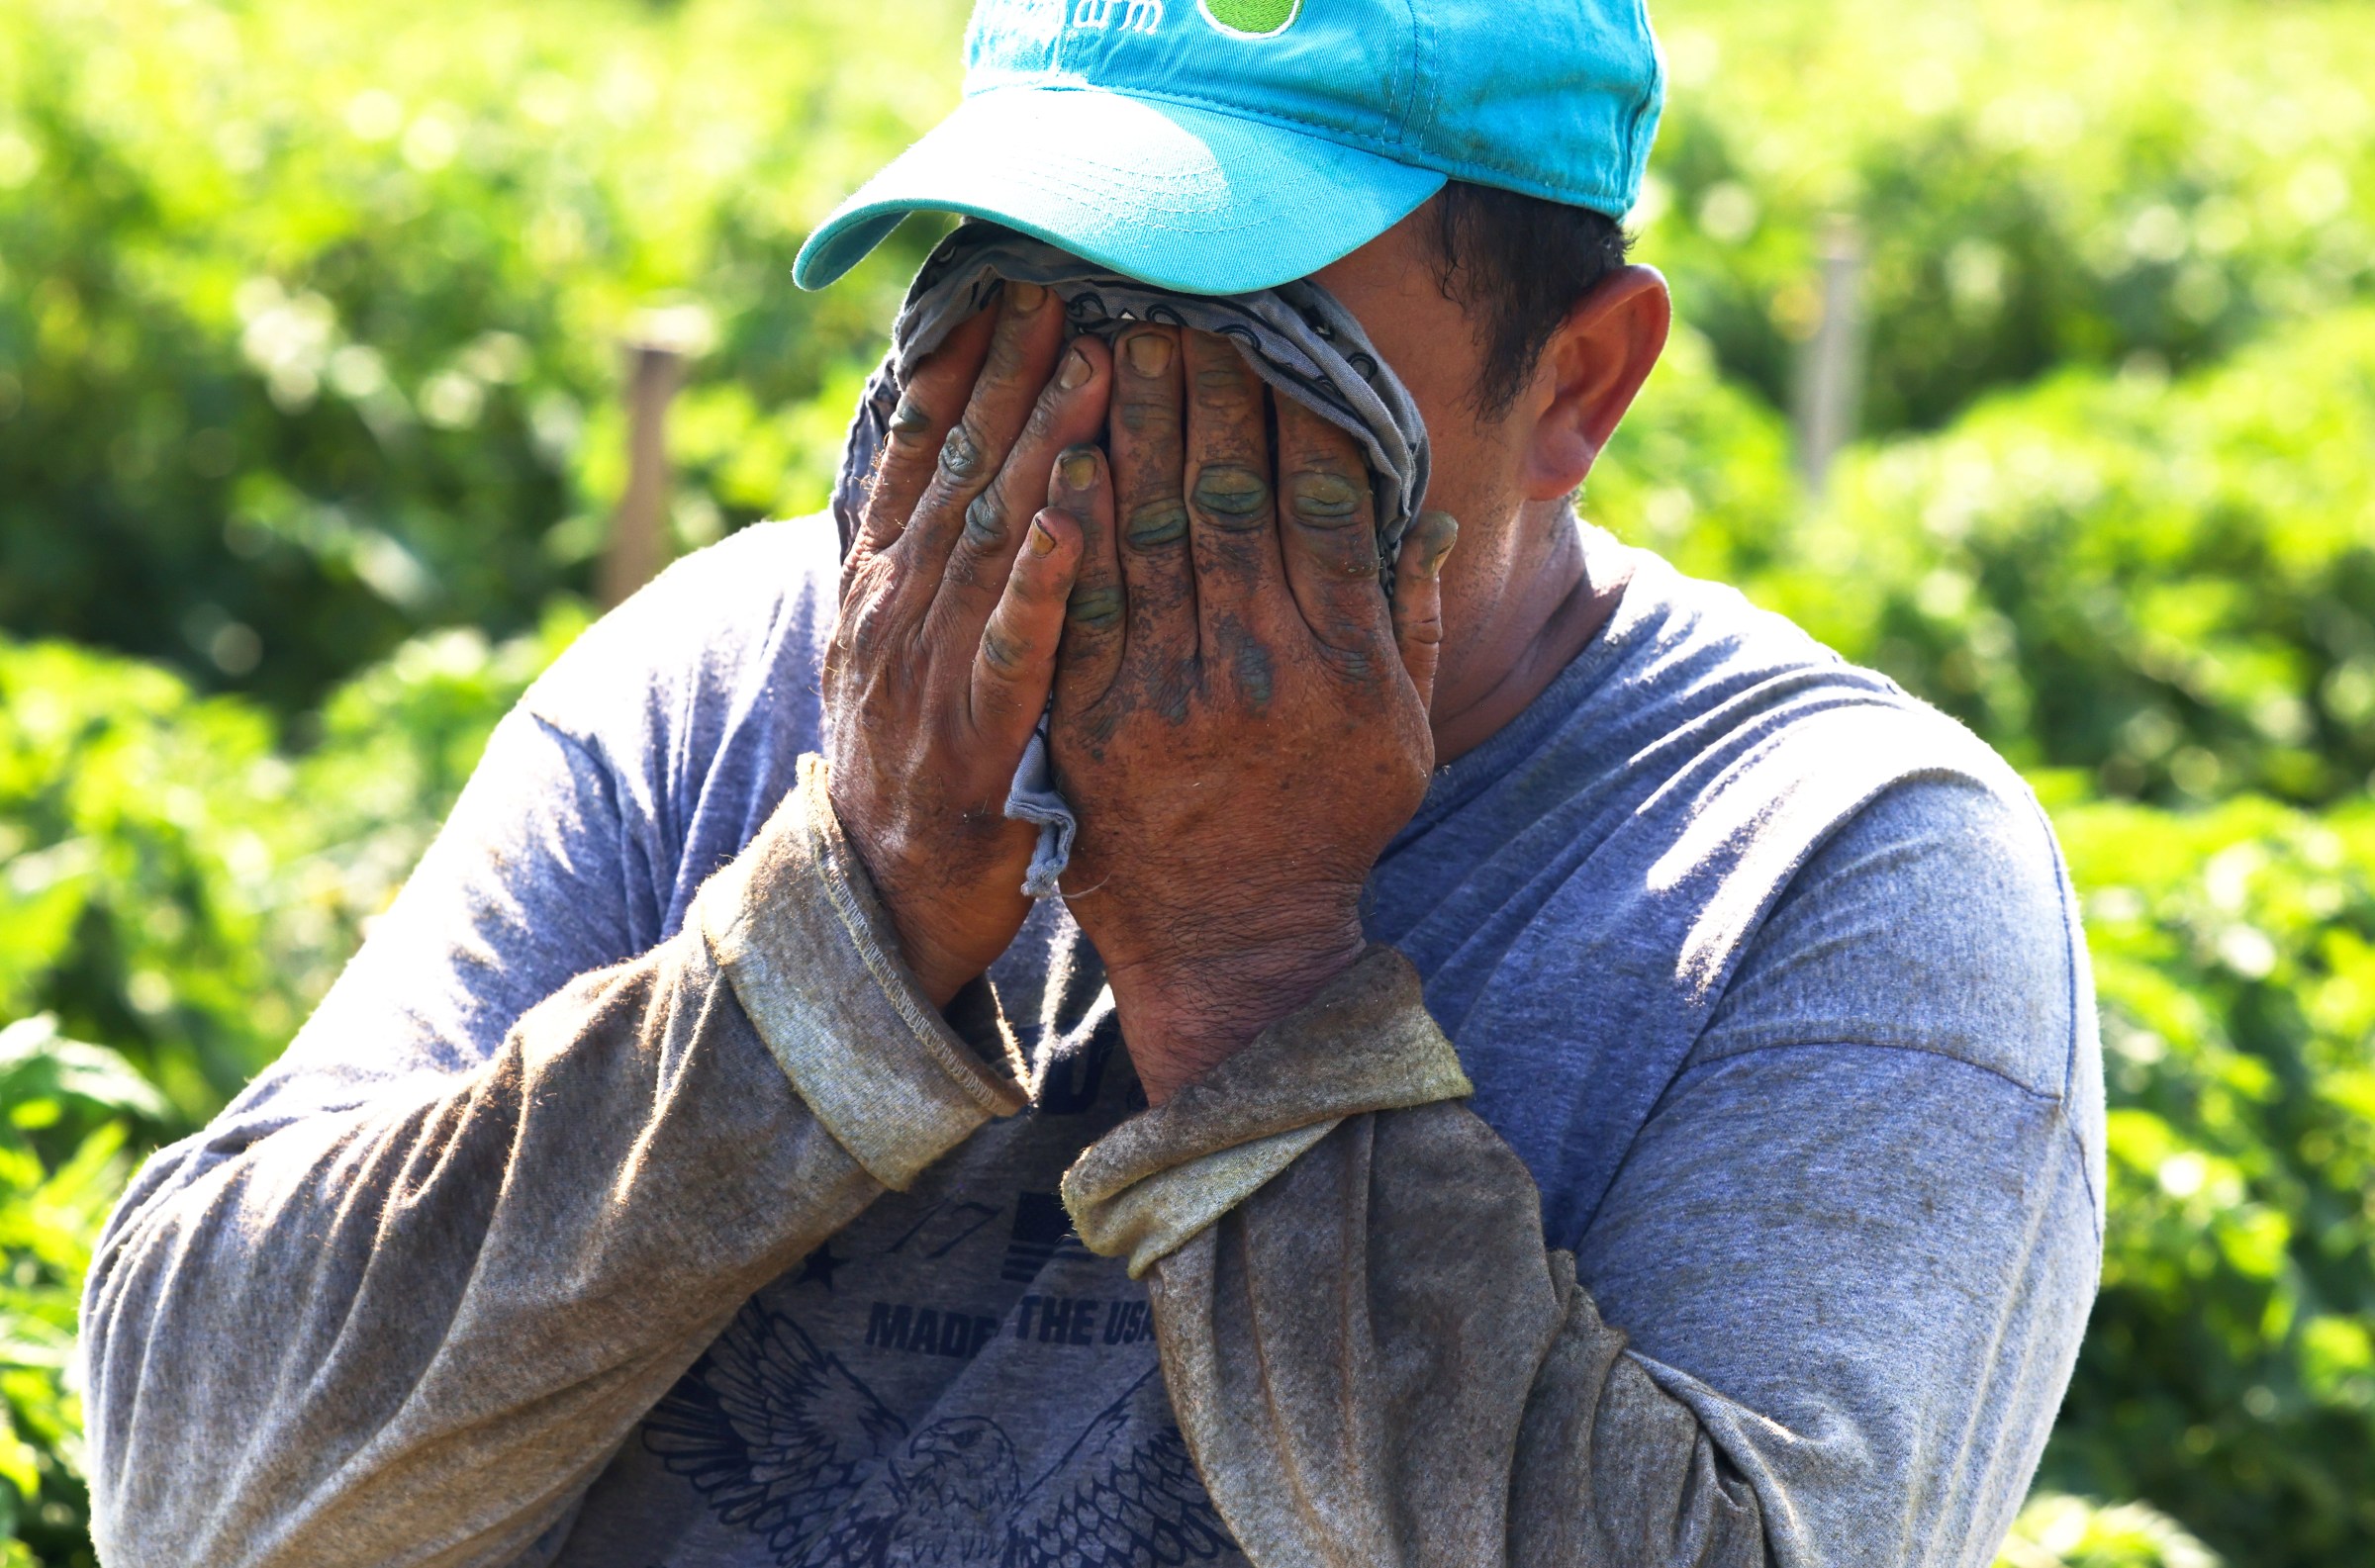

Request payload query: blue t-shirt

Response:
[221,515,2104,1566]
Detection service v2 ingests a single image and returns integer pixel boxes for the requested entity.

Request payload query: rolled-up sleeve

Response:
[82,755,1022,1568]
[1062,898,2095,1567]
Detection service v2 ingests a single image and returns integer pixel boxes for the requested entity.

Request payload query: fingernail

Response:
[1007,280,1049,314]
[1058,446,1098,492]
[1057,345,1092,391]
[1028,515,1059,556]
[1417,510,1459,579]
[1125,332,1172,377]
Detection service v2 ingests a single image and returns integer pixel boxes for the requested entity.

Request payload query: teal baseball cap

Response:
[794,0,1665,297]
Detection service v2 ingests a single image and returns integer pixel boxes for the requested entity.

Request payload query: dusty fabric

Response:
[1061,945,1768,1564]
[78,764,1010,1567]
[697,753,1025,1187]
[1062,946,1472,1277]
[831,222,1432,896]
[83,518,2104,1568]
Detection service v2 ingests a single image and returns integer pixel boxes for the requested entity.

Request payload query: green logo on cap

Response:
[1199,0,1301,38]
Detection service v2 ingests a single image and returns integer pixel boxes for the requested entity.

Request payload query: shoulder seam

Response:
[1676,1037,2067,1106]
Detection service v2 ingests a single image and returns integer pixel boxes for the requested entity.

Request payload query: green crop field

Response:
[2,0,2371,1561]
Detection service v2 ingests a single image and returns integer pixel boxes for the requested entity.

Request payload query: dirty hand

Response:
[824,282,1112,1007]
[1046,325,1459,1101]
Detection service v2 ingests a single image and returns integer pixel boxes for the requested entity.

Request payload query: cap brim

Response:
[794,85,1447,296]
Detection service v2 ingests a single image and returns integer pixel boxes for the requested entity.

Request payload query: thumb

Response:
[1391,510,1458,713]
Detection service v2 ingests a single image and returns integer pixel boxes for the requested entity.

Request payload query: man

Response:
[81,1,2104,1564]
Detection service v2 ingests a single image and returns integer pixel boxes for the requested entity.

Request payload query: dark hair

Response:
[1430,182,1633,419]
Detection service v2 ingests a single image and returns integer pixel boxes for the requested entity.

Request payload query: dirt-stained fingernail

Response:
[1058,446,1099,492]
[1057,345,1092,391]
[1028,515,1059,556]
[1417,510,1459,578]
[1007,280,1049,314]
[1125,331,1173,377]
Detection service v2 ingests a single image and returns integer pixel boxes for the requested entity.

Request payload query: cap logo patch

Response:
[1198,0,1300,38]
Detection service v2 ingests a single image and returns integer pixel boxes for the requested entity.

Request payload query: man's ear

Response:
[1519,265,1671,503]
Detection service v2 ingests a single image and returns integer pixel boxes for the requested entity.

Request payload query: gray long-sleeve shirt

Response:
[81,516,2103,1566]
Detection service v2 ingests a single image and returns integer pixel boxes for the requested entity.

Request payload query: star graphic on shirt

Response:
[794,1243,845,1292]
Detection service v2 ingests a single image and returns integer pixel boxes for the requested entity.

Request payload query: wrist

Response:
[1103,914,1369,1103]
[822,778,995,1010]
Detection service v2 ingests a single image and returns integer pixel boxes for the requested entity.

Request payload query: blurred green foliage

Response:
[0,1016,166,1568]
[1999,1492,2222,1568]
[0,616,573,1559]
[1609,310,2375,807]
[0,611,582,1121]
[1640,0,2375,430]
[0,0,954,709]
[2044,793,2375,1559]
[3,0,2373,1561]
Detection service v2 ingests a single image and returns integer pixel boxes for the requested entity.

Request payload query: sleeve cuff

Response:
[1061,945,1472,1276]
[693,754,1026,1191]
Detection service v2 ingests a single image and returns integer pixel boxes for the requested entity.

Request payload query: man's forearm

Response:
[1064,947,1769,1566]
[80,760,1024,1568]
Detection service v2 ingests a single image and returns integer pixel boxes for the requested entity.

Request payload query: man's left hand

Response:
[1047,325,1459,1102]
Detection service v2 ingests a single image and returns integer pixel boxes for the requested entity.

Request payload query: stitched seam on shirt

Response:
[1651,1043,2107,1247]
[800,779,1009,1116]
[1673,1037,2068,1107]
[2060,1115,2103,1246]
[2026,784,2105,1234]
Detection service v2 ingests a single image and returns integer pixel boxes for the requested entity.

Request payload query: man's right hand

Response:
[824,282,1112,1006]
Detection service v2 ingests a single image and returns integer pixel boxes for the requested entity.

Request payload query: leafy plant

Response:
[2040,791,2375,1561]
[1996,1492,2221,1568]
[1646,0,2375,432]
[0,1016,167,1568]
[1627,310,2375,808]
[0,0,960,710]
[0,615,576,1565]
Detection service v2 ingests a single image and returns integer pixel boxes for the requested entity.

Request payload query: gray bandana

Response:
[829,223,1432,897]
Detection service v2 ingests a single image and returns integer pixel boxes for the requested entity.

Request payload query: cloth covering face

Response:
[829,223,1433,898]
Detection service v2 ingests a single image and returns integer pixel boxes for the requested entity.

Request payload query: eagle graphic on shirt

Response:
[641,1304,1233,1566]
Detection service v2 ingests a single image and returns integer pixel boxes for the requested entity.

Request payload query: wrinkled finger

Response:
[895,279,1068,589]
[1181,331,1293,663]
[1391,510,1459,714]
[971,507,1083,753]
[1050,445,1126,708]
[853,306,998,572]
[1275,396,1389,655]
[1106,325,1197,682]
[933,335,1111,635]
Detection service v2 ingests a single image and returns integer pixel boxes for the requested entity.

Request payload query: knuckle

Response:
[1286,471,1365,528]
[1334,545,1384,579]
[888,392,934,437]
[1068,585,1125,630]
[963,490,1009,548]
[1189,465,1271,526]
[1191,362,1256,413]
[983,323,1034,384]
[1125,499,1191,548]
[939,422,988,481]
[1115,397,1178,436]
[979,620,1032,675]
